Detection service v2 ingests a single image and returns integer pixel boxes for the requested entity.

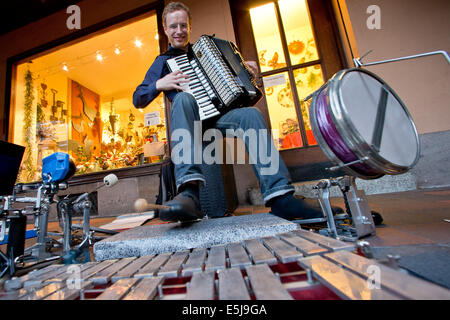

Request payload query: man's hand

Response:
[156,70,189,91]
[244,61,260,79]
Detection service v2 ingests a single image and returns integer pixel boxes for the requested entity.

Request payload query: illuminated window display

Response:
[10,14,167,183]
[250,0,324,150]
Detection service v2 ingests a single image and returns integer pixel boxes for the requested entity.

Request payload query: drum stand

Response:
[1,182,118,277]
[0,182,66,277]
[294,176,376,242]
[55,192,118,264]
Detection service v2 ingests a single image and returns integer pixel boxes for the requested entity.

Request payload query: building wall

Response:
[176,0,236,44]
[244,0,450,202]
[1,0,449,215]
[0,0,237,140]
[335,0,450,190]
[338,0,450,135]
[0,0,238,217]
[0,0,159,140]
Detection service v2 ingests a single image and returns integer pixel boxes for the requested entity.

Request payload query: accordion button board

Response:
[167,35,262,121]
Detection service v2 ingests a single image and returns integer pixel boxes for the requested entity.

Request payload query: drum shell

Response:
[310,68,420,179]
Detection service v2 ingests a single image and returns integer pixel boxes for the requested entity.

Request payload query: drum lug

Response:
[326,157,369,172]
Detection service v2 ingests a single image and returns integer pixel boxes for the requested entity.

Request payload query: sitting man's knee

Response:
[247,107,263,116]
[172,92,197,114]
[243,107,265,123]
[174,91,193,102]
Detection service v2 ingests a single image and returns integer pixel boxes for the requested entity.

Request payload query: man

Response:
[133,2,326,222]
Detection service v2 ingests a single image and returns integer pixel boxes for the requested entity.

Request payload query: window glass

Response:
[293,64,324,145]
[278,0,319,65]
[250,2,286,73]
[250,0,323,149]
[263,72,303,150]
[11,14,166,183]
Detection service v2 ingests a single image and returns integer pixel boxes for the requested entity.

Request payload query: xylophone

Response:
[1,229,449,300]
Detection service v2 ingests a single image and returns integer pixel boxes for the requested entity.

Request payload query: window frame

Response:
[229,0,347,175]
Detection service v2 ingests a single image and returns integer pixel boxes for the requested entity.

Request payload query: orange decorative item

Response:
[306,129,317,145]
[282,131,302,149]
[70,80,101,159]
[277,87,293,108]
[288,40,305,55]
[259,50,267,66]
[267,52,279,68]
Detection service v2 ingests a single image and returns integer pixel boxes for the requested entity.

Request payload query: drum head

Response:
[310,68,420,179]
[337,69,419,169]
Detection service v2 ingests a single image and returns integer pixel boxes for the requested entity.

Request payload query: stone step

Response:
[93,213,299,261]
[247,172,417,205]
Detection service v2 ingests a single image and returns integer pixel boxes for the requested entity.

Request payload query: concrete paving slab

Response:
[93,213,299,261]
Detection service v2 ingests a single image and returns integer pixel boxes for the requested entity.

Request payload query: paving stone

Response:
[94,213,298,261]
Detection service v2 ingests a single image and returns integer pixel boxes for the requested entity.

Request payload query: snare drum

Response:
[310,68,420,179]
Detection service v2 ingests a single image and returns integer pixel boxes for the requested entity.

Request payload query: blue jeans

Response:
[170,92,294,204]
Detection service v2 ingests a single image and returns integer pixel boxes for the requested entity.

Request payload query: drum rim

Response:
[328,68,421,175]
[309,83,383,179]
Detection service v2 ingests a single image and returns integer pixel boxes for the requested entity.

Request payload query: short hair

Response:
[162,2,192,28]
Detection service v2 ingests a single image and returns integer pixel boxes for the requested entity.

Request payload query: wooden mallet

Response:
[134,198,170,213]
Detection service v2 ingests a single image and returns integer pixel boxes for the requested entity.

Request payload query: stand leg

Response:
[74,200,93,251]
[316,180,338,238]
[337,176,375,239]
[58,200,72,255]
[32,201,52,260]
[0,250,11,278]
[6,214,26,261]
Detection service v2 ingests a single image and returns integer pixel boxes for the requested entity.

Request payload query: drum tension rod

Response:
[327,156,369,172]
[302,82,329,103]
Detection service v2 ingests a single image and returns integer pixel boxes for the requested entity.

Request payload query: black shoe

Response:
[301,198,344,215]
[159,192,203,222]
[269,193,343,221]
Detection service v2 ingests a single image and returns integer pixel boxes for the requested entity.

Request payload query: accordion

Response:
[166,35,262,121]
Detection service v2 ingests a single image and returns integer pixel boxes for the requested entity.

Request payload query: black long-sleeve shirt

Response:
[133,46,189,108]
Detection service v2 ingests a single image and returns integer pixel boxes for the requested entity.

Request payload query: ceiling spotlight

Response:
[96,52,103,61]
[154,34,159,40]
[114,47,121,55]
[135,39,142,48]
[62,64,68,72]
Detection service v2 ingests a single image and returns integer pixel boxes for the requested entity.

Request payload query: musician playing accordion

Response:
[133,2,330,222]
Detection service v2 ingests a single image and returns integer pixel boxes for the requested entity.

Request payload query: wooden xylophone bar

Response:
[1,229,449,300]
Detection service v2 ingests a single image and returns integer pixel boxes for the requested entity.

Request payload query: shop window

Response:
[10,13,167,183]
[249,0,323,150]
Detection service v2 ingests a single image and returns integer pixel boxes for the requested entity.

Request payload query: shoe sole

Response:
[159,208,203,223]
